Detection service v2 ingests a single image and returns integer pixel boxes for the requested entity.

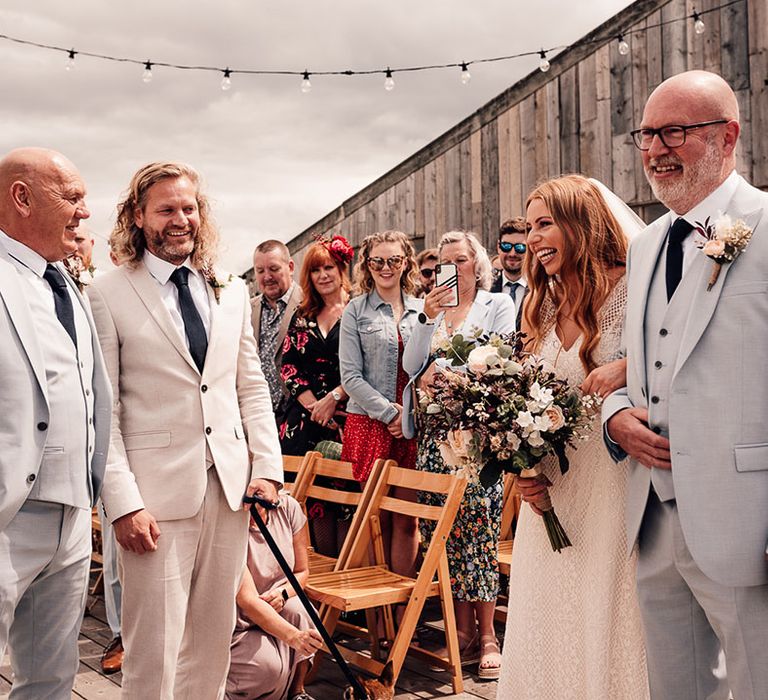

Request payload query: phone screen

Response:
[435,263,459,307]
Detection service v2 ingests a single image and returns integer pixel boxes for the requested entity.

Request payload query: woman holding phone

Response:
[403,230,516,679]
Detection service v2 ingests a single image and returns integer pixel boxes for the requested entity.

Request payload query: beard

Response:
[144,223,197,264]
[646,138,724,213]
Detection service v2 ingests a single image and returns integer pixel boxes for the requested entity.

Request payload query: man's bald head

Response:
[640,71,740,214]
[0,147,90,262]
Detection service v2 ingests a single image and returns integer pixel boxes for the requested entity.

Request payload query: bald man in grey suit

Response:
[0,148,111,699]
[604,72,768,700]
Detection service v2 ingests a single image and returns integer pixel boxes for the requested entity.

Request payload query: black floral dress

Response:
[278,312,345,456]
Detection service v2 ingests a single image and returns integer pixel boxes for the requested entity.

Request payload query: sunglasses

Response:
[420,267,436,278]
[367,255,405,271]
[499,242,527,254]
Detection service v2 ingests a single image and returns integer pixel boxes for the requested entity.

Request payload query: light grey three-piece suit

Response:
[0,237,111,699]
[603,172,768,700]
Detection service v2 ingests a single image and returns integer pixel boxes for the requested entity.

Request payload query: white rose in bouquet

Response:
[467,345,499,374]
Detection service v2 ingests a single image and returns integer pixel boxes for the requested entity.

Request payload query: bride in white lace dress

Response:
[498,175,650,700]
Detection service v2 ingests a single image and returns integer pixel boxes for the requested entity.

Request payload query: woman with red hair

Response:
[278,235,353,456]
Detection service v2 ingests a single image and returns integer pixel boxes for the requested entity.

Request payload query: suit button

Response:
[201,385,208,392]
[651,396,660,404]
[27,473,36,483]
[659,328,668,337]
[205,427,212,435]
[37,421,48,431]
[652,426,661,434]
[654,361,662,369]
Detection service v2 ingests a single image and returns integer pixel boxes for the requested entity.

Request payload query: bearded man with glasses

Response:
[490,216,528,328]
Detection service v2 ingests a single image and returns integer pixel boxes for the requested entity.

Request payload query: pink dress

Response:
[225,496,315,700]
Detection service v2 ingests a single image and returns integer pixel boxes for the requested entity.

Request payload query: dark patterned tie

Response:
[665,218,694,301]
[507,281,520,306]
[169,267,208,372]
[43,264,77,346]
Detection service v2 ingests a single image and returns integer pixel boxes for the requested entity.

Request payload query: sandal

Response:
[430,630,480,670]
[477,633,502,680]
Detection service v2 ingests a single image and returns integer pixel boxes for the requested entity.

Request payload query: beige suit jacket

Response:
[88,262,283,523]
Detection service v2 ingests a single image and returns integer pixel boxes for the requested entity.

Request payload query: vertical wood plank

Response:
[481,119,500,248]
[721,0,750,90]
[646,9,663,91]
[519,94,537,204]
[444,144,461,231]
[534,87,549,183]
[470,130,483,233]
[579,52,598,177]
[460,137,474,230]
[662,0,688,78]
[423,160,437,245]
[631,17,652,203]
[404,173,416,234]
[394,179,406,232]
[595,45,613,187]
[559,66,579,175]
[545,79,561,178]
[435,153,447,239]
[414,168,425,237]
[508,103,524,213]
[734,88,753,183]
[497,108,512,222]
[749,0,768,186]
[610,32,633,136]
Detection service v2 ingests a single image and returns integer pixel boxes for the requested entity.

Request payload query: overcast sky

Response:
[0,0,635,272]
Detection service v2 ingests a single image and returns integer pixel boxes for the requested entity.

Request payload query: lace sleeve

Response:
[596,276,627,365]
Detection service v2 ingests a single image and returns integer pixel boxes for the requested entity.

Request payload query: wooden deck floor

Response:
[1,591,501,699]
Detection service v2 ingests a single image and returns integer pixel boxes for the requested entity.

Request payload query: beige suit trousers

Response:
[119,468,248,700]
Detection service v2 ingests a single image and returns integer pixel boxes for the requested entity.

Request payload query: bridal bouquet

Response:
[419,331,600,552]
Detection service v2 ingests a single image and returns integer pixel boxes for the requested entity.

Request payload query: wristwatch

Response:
[281,588,289,602]
[331,389,342,401]
[418,312,435,325]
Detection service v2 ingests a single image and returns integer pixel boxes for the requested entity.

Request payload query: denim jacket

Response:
[339,289,423,424]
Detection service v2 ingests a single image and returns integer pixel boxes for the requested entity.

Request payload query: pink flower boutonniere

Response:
[695,214,753,291]
[201,265,234,304]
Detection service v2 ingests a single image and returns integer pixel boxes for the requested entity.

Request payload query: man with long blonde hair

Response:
[88,162,283,699]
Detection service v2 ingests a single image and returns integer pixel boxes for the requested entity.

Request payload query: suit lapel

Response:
[125,263,200,374]
[203,275,220,373]
[674,205,764,376]
[0,254,48,398]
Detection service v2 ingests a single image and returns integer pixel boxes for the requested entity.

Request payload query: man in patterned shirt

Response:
[251,240,302,417]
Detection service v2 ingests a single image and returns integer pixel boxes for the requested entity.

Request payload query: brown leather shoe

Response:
[100,635,124,675]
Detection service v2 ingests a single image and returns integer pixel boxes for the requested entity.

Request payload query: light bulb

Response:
[460,62,471,85]
[538,50,550,73]
[384,68,395,91]
[221,69,232,91]
[301,71,312,93]
[618,36,630,56]
[65,49,76,71]
[142,61,153,83]
[694,16,706,34]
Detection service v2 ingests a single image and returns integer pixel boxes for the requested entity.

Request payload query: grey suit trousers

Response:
[637,492,768,700]
[0,500,91,699]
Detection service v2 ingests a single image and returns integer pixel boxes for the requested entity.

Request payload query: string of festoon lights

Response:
[0,0,742,93]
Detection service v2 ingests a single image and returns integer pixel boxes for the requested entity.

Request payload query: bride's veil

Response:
[588,178,646,241]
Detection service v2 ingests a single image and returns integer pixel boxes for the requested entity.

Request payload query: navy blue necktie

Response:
[170,267,207,372]
[43,264,77,346]
[665,218,694,301]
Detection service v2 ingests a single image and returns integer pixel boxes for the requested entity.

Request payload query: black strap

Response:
[43,264,77,346]
[244,495,369,700]
[665,218,694,301]
[169,267,208,372]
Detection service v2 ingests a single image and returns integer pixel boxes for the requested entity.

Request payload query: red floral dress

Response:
[342,336,417,481]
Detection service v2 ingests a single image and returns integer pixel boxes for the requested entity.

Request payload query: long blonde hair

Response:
[523,175,629,373]
[352,230,418,296]
[110,162,219,269]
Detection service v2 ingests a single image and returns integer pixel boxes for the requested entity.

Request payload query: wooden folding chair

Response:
[305,463,468,694]
[292,455,384,575]
[495,473,522,623]
[281,450,319,495]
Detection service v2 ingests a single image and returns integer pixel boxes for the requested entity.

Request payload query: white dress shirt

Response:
[143,251,212,342]
[674,169,741,278]
[502,275,527,313]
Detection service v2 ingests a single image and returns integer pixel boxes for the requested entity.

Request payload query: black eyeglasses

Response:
[630,120,729,150]
[499,242,527,254]
[420,267,435,278]
[367,255,404,271]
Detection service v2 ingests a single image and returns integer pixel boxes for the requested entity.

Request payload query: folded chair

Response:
[304,463,468,694]
[495,473,522,623]
[281,450,319,496]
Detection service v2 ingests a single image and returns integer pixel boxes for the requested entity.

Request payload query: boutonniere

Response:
[695,214,753,291]
[62,255,94,292]
[201,265,234,304]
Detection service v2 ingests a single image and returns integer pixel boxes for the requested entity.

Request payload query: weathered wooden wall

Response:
[282,0,765,269]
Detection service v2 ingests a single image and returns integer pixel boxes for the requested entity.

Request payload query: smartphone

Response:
[434,263,459,307]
